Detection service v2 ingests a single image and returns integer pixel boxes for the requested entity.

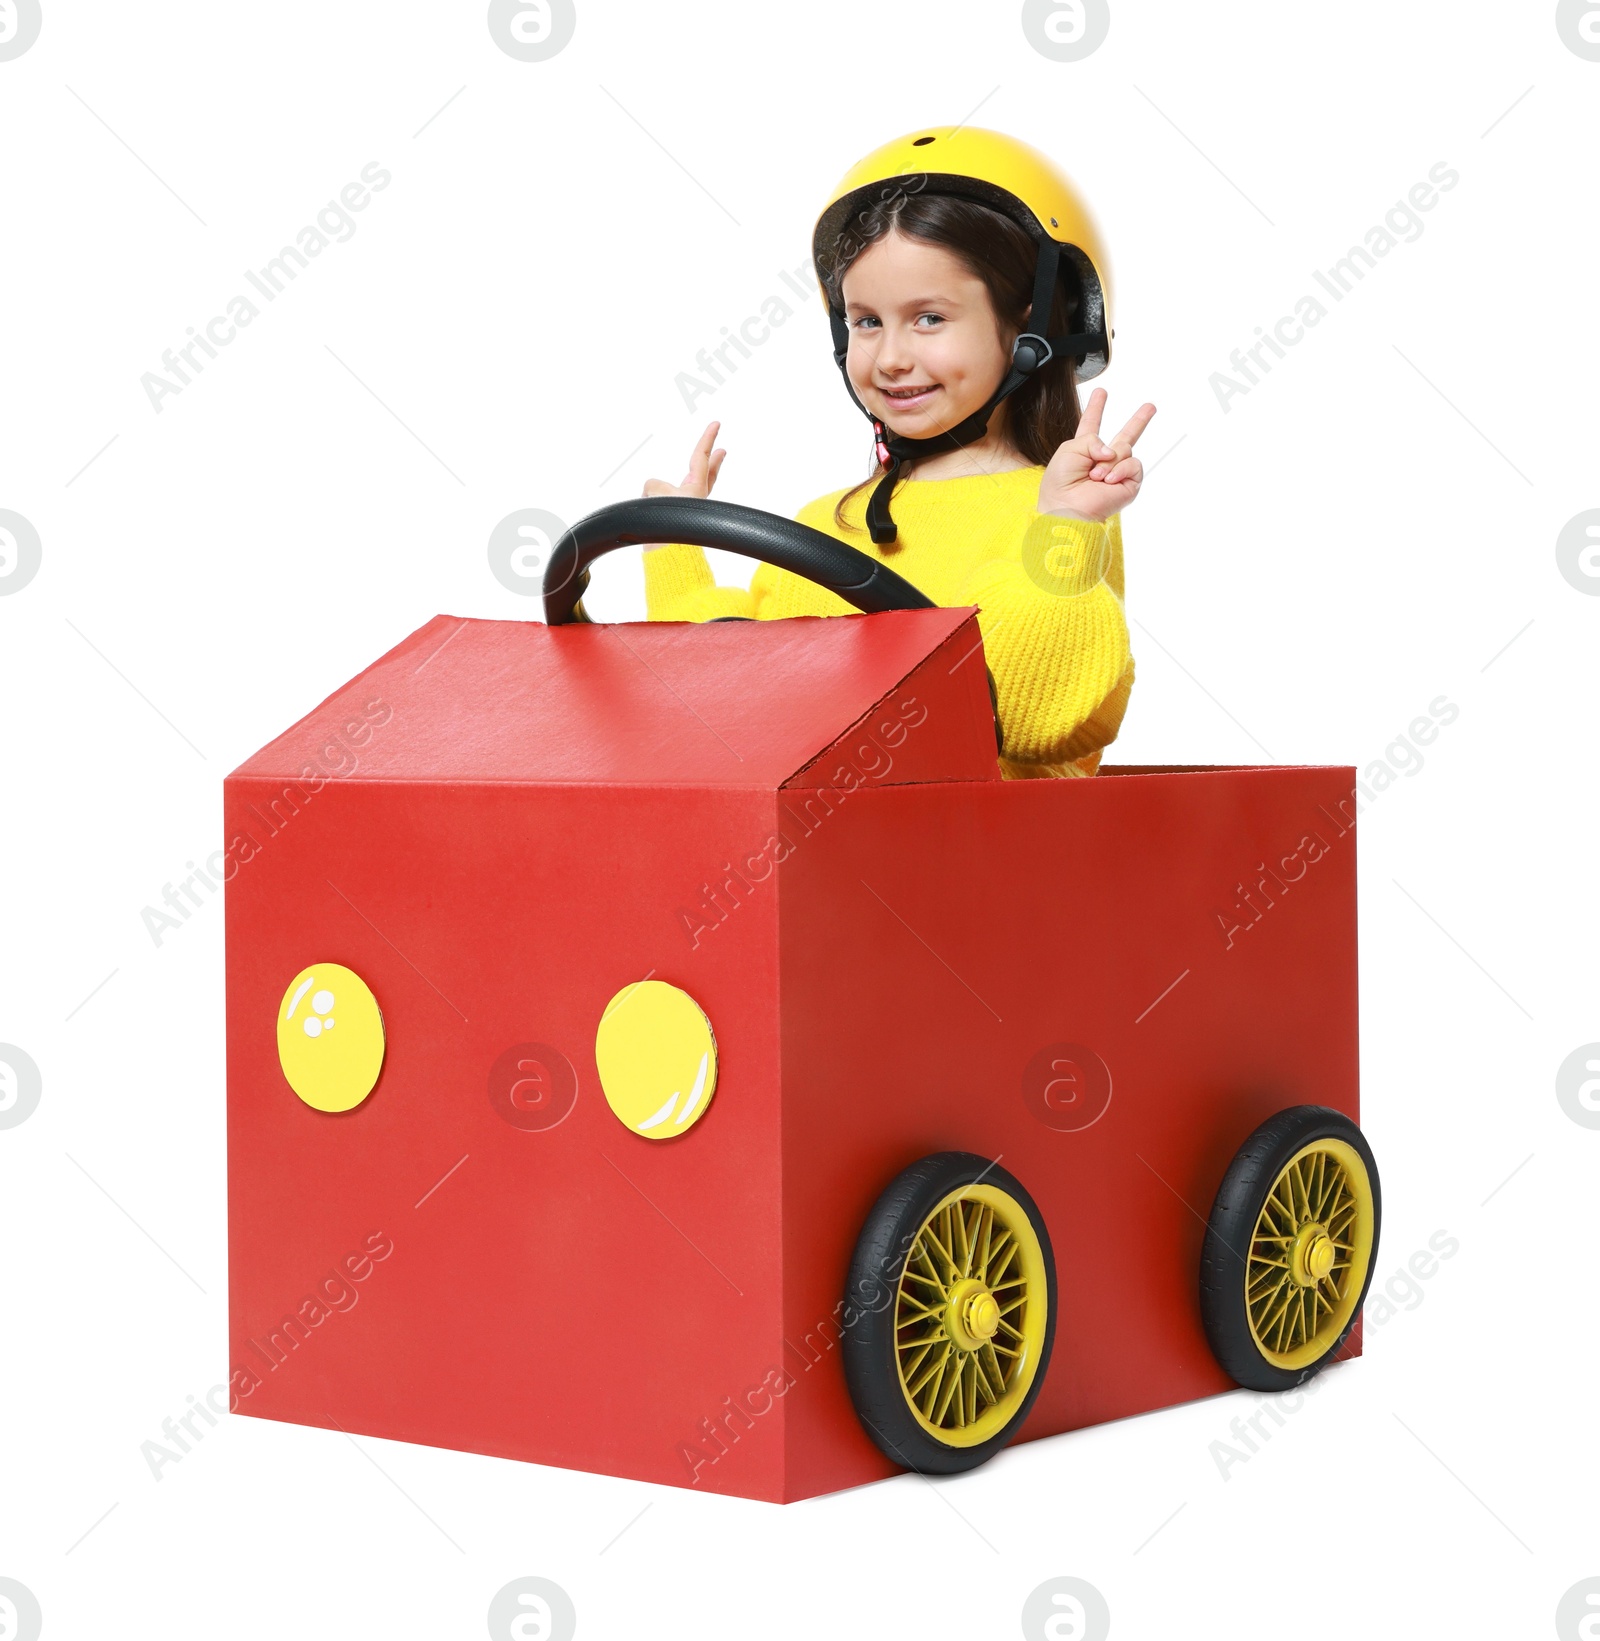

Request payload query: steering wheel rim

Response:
[541,496,934,626]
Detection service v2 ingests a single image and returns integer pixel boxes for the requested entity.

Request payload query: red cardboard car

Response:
[224,499,1380,1502]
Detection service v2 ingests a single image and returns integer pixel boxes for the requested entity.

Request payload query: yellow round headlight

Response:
[595,979,717,1140]
[276,963,385,1112]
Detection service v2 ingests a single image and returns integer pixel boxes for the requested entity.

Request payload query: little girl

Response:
[641,127,1155,779]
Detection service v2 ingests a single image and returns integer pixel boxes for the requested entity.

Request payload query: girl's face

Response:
[840,228,1014,440]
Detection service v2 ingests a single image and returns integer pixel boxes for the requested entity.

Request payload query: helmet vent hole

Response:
[912,136,935,146]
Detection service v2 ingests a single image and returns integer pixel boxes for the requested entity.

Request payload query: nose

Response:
[874,321,915,377]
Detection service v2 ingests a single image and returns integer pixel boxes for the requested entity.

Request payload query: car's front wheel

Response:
[842,1151,1057,1474]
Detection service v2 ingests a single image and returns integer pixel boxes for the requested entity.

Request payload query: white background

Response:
[2,2,1597,1636]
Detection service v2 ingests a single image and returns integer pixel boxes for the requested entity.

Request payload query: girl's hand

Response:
[643,421,727,501]
[1037,390,1157,522]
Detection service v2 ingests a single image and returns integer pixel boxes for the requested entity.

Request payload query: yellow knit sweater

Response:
[641,464,1133,778]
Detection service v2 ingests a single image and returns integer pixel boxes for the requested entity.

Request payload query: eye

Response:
[852,315,881,331]
[914,313,946,328]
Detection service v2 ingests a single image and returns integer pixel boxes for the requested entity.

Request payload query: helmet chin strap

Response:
[827,236,1106,546]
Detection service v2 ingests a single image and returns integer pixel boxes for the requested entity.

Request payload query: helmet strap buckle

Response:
[871,418,893,470]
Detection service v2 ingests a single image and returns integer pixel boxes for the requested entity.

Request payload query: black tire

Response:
[1200,1105,1382,1392]
[842,1152,1057,1475]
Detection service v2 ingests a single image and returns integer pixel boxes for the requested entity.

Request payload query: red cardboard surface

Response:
[233,607,991,790]
[785,614,1000,789]
[225,609,1362,1502]
[225,779,795,1498]
[771,766,1361,1500]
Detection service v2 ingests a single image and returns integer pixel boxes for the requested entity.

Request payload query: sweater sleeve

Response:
[958,512,1135,772]
[642,543,758,622]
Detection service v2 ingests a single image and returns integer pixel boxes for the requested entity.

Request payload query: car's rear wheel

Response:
[842,1152,1056,1474]
[1200,1105,1380,1391]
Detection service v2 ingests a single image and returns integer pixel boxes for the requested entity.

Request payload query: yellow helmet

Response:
[812,125,1113,381]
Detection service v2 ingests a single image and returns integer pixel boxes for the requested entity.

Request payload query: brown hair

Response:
[819,192,1083,534]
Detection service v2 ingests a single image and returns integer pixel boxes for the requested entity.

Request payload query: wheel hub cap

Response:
[1291,1224,1336,1287]
[945,1278,1001,1350]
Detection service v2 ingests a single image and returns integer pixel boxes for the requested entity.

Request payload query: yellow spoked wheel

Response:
[844,1154,1056,1474]
[895,1183,1050,1446]
[1202,1108,1380,1391]
[1246,1138,1374,1370]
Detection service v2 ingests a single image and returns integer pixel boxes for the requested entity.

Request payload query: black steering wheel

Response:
[542,497,935,624]
[541,496,1003,753]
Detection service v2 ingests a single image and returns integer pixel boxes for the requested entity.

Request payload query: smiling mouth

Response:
[880,384,940,404]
